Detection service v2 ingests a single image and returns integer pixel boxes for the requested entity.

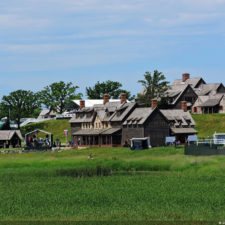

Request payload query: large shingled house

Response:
[172,73,225,114]
[141,72,225,114]
[70,94,136,147]
[70,94,197,147]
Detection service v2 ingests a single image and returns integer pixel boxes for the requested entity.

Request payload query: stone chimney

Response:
[182,73,190,82]
[151,99,158,110]
[103,94,110,104]
[181,101,187,112]
[120,93,127,104]
[80,100,85,109]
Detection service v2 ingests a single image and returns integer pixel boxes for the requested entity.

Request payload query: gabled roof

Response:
[70,102,136,124]
[110,102,137,122]
[173,77,205,88]
[123,107,196,128]
[73,128,121,135]
[39,110,57,117]
[123,107,155,125]
[171,127,198,134]
[194,83,224,96]
[0,130,23,141]
[167,84,197,105]
[194,94,224,107]
[160,109,196,126]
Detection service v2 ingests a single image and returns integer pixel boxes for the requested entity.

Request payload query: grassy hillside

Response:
[21,119,71,142]
[192,113,225,138]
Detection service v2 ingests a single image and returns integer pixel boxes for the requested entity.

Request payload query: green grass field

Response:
[1,147,225,222]
[192,113,225,137]
[4,115,225,222]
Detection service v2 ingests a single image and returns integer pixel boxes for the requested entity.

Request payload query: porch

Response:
[72,128,122,147]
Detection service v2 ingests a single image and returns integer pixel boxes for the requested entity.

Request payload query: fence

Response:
[185,139,225,156]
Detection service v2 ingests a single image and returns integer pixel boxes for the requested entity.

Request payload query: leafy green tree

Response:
[86,80,134,100]
[39,81,83,114]
[0,90,41,129]
[137,70,169,106]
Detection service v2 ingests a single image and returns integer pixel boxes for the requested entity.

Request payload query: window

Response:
[193,107,198,113]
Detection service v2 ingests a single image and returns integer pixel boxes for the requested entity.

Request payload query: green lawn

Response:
[1,147,225,222]
[21,119,71,143]
[192,113,225,138]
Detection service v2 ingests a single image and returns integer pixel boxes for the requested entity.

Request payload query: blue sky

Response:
[1,0,225,99]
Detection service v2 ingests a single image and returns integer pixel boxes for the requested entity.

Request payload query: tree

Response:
[39,81,83,114]
[86,80,135,100]
[137,70,169,106]
[0,90,41,129]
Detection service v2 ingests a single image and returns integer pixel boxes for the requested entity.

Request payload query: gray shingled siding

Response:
[144,111,170,147]
[71,123,81,142]
[122,126,144,145]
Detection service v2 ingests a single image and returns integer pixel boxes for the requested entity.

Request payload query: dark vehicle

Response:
[130,138,151,150]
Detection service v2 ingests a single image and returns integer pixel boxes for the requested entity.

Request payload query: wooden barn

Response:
[0,130,23,148]
[122,100,197,146]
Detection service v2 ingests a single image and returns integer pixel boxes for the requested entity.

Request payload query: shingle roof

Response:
[123,108,154,125]
[194,83,222,96]
[70,102,136,123]
[173,77,204,88]
[110,102,137,122]
[195,94,224,107]
[167,84,197,105]
[171,127,198,134]
[200,98,222,107]
[0,130,23,141]
[39,110,56,117]
[101,128,121,135]
[160,110,196,126]
[73,128,121,135]
[69,108,96,123]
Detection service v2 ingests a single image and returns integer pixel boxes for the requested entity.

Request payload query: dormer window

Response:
[178,120,182,127]
[186,120,191,126]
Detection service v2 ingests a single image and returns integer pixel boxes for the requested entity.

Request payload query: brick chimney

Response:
[103,94,110,104]
[120,93,127,104]
[151,99,158,110]
[80,100,85,109]
[182,73,190,82]
[181,101,187,112]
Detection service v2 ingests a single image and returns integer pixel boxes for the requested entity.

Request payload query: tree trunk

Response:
[17,118,21,130]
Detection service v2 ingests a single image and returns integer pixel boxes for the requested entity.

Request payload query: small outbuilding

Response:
[0,130,23,148]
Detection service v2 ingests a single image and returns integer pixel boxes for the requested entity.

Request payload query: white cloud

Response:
[159,13,224,27]
[0,14,51,29]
